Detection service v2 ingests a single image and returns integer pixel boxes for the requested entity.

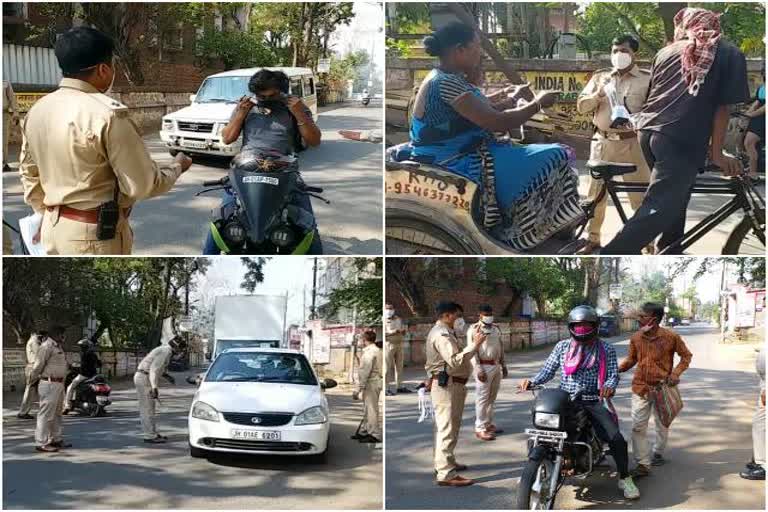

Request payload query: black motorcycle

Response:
[516,385,608,509]
[361,95,371,106]
[198,153,329,254]
[64,368,112,418]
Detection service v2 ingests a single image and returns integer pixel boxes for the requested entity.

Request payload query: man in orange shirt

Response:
[619,302,693,478]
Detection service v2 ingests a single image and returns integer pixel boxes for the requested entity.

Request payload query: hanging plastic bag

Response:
[417,386,434,423]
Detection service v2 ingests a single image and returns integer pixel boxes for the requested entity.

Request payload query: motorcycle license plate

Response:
[526,428,567,440]
[96,396,108,405]
[230,429,281,441]
[242,176,279,186]
[182,140,208,149]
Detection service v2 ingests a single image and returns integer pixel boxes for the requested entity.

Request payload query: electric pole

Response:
[310,257,318,320]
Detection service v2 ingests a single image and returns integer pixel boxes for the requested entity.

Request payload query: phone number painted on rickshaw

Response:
[388,176,471,211]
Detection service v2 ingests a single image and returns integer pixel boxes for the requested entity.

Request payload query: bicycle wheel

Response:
[722,210,765,255]
[386,215,472,255]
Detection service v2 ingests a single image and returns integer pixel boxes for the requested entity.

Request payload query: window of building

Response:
[163,23,184,51]
[2,3,26,19]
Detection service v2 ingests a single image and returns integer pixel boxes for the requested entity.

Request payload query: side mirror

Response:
[185,375,197,385]
[321,378,337,390]
[189,94,197,103]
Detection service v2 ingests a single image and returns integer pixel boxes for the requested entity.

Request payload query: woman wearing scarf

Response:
[603,7,750,255]
[519,305,639,500]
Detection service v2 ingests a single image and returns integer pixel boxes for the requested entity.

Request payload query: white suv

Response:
[160,67,318,157]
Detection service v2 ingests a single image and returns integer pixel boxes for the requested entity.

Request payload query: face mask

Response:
[572,324,594,336]
[611,52,633,71]
[481,316,494,325]
[454,318,466,331]
[385,309,394,319]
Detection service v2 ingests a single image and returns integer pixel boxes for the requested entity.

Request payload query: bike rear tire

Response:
[516,453,557,510]
[386,215,472,255]
[722,210,765,255]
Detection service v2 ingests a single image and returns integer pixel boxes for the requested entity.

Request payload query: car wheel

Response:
[189,443,207,459]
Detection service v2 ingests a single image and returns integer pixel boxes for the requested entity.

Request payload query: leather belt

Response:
[42,376,64,383]
[137,369,149,376]
[478,359,498,365]
[47,205,130,224]
[431,375,468,385]
[597,130,637,141]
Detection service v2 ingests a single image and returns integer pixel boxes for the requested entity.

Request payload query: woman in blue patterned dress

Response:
[408,22,583,251]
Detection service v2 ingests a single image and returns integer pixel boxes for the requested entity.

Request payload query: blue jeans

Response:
[202,190,322,254]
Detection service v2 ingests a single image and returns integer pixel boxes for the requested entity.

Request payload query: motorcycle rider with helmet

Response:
[63,337,101,415]
[519,305,640,500]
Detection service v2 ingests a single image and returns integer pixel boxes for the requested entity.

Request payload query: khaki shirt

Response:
[385,316,404,344]
[30,337,68,381]
[25,334,42,366]
[467,322,503,365]
[577,65,651,134]
[19,78,182,214]
[138,345,173,389]
[3,80,18,114]
[357,343,383,392]
[425,320,476,379]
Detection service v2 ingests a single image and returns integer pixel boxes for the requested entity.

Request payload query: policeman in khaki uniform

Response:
[468,305,507,441]
[28,326,69,453]
[426,301,486,487]
[353,331,383,443]
[577,35,652,253]
[19,27,192,255]
[134,338,183,443]
[18,330,45,419]
[384,303,410,395]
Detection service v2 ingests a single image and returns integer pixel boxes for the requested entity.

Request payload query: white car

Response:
[188,348,336,462]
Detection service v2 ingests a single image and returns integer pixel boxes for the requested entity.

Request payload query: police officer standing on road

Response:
[18,27,193,255]
[353,330,383,443]
[18,330,46,420]
[29,326,69,453]
[468,305,507,441]
[384,303,410,396]
[577,35,652,254]
[3,79,19,173]
[426,301,486,487]
[134,337,184,443]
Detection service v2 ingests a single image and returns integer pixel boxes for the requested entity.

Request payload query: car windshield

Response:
[206,352,317,385]
[195,76,250,103]
[215,340,279,358]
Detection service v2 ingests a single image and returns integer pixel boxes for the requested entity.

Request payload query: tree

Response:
[324,258,383,326]
[672,257,765,288]
[240,258,269,293]
[196,29,276,70]
[386,258,438,316]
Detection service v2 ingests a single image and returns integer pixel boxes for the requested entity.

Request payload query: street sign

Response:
[318,58,330,73]
[609,284,622,300]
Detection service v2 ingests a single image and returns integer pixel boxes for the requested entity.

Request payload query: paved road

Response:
[3,104,383,255]
[3,370,382,510]
[385,127,759,255]
[385,325,764,510]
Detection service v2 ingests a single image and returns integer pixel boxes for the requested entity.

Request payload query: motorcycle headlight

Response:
[191,401,220,422]
[534,412,561,429]
[223,220,246,246]
[294,406,328,425]
[270,225,295,247]
[162,119,175,131]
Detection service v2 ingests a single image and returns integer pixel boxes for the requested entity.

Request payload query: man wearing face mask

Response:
[577,35,652,254]
[426,301,487,487]
[469,305,507,441]
[18,27,192,255]
[619,302,692,478]
[453,304,467,340]
[384,302,410,396]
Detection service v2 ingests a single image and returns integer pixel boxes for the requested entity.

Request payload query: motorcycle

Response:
[64,367,112,418]
[516,384,608,509]
[197,151,329,254]
[361,95,371,107]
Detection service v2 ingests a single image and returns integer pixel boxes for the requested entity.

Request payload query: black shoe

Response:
[651,453,666,466]
[385,390,395,396]
[747,460,760,470]
[351,432,367,440]
[62,409,71,416]
[49,440,72,449]
[16,414,34,420]
[143,436,167,444]
[35,445,59,453]
[739,467,765,480]
[3,164,11,173]
[397,387,413,393]
[358,434,381,443]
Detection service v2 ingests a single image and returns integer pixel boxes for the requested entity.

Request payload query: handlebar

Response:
[202,177,228,187]
[302,185,324,194]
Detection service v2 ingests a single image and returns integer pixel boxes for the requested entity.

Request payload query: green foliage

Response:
[240,258,269,293]
[327,50,370,88]
[386,38,413,57]
[672,257,766,288]
[196,29,276,70]
[324,258,383,326]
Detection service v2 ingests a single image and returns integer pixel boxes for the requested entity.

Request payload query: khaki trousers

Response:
[3,112,10,164]
[42,211,133,255]
[586,135,651,244]
[385,342,404,390]
[474,364,501,432]
[19,365,38,416]
[35,380,64,446]
[630,392,669,466]
[754,392,766,467]
[362,380,382,438]
[65,374,87,409]
[432,381,467,481]
[134,372,158,439]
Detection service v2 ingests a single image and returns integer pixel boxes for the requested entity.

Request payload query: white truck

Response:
[209,294,288,360]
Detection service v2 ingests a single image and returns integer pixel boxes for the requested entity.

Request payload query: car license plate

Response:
[96,396,108,405]
[183,140,208,149]
[230,429,281,441]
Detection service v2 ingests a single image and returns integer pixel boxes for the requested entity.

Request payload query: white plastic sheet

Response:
[18,212,44,255]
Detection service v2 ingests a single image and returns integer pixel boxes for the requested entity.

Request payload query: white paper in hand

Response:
[417,387,434,423]
[18,213,44,255]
